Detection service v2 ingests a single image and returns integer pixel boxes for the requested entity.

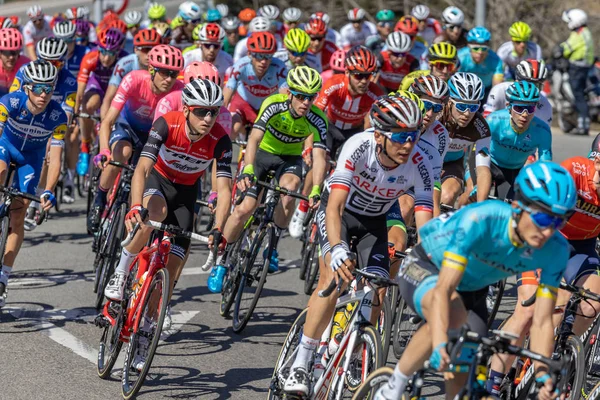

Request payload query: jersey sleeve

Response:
[411,151,434,213]
[213,133,233,179]
[483,85,503,117]
[442,207,487,272]
[77,51,98,84]
[493,55,504,76]
[22,22,35,46]
[309,108,328,150]
[110,72,137,112]
[473,116,492,168]
[252,95,278,132]
[8,68,24,93]
[60,71,77,113]
[537,123,553,161]
[225,61,240,90]
[329,136,369,192]
[538,237,569,290]
[140,117,169,161]
[108,58,128,87]
[50,108,69,147]
[277,63,288,89]
[314,80,334,111]
[0,95,11,131]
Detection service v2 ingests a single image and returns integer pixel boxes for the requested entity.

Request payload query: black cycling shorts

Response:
[490,161,520,200]
[326,125,364,159]
[441,157,466,185]
[247,149,303,199]
[143,169,198,259]
[563,238,600,285]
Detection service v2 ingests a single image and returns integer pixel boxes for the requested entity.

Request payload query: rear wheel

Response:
[487,280,506,329]
[220,227,252,317]
[376,293,393,363]
[584,316,600,394]
[97,301,124,379]
[303,241,319,295]
[561,335,586,399]
[392,296,419,359]
[351,366,393,400]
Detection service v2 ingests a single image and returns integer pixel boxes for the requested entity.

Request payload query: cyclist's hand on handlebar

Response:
[94,149,111,169]
[429,342,451,372]
[125,204,147,233]
[208,227,227,254]
[237,164,256,192]
[330,243,354,283]
[40,190,56,211]
[536,373,558,400]
[308,185,321,210]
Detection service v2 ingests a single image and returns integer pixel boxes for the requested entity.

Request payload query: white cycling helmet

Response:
[310,12,330,25]
[182,78,224,107]
[199,23,225,42]
[259,5,280,21]
[27,5,43,19]
[179,1,202,22]
[52,21,76,39]
[79,6,90,20]
[386,31,412,53]
[448,72,484,101]
[23,60,58,85]
[442,6,464,26]
[215,4,229,18]
[409,75,449,100]
[249,16,270,33]
[124,10,143,27]
[411,5,430,21]
[348,8,366,22]
[562,9,587,30]
[36,37,68,61]
[283,7,302,23]
[222,16,240,31]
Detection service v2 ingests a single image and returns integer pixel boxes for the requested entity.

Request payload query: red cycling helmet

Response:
[247,31,276,54]
[9,16,20,26]
[345,45,377,73]
[200,23,225,43]
[148,44,184,71]
[134,29,162,47]
[184,61,221,86]
[0,28,23,51]
[329,49,346,72]
[395,16,419,37]
[0,17,14,29]
[304,18,327,36]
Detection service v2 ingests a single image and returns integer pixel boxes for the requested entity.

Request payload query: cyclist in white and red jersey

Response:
[410,4,442,46]
[310,12,342,48]
[224,31,288,139]
[304,18,339,73]
[87,45,184,233]
[496,22,542,80]
[22,6,53,61]
[377,32,420,94]
[0,29,29,96]
[339,8,377,51]
[284,95,433,396]
[183,23,233,84]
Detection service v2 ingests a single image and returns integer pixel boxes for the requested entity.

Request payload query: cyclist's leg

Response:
[440,158,465,207]
[228,93,257,141]
[79,87,102,152]
[399,191,415,227]
[387,199,407,278]
[273,158,303,229]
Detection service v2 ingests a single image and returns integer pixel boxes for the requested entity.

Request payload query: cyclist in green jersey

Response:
[207,66,329,292]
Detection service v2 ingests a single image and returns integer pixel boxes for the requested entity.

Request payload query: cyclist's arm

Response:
[312,147,327,188]
[242,127,264,167]
[25,45,36,61]
[212,135,233,230]
[75,81,86,113]
[133,119,169,205]
[99,106,120,152]
[45,122,68,193]
[223,67,239,107]
[528,285,559,377]
[101,85,118,120]
[475,126,492,202]
[537,126,553,162]
[413,154,434,233]
[223,86,234,107]
[325,187,349,248]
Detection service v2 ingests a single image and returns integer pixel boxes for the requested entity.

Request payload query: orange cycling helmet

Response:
[148,44,184,71]
[239,8,256,23]
[134,29,162,47]
[108,18,127,34]
[247,31,276,53]
[395,16,419,37]
[345,45,377,73]
[304,18,327,36]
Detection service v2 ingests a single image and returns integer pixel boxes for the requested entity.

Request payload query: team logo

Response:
[9,97,19,109]
[54,124,67,140]
[49,110,62,122]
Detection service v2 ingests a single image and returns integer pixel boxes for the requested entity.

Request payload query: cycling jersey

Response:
[560,156,600,240]
[253,93,328,156]
[410,41,430,70]
[457,47,503,89]
[308,39,338,72]
[225,56,288,111]
[496,41,543,80]
[153,90,232,134]
[486,108,552,169]
[338,22,377,50]
[400,69,429,91]
[223,37,236,56]
[315,74,383,130]
[433,30,469,49]
[64,45,92,78]
[274,49,321,72]
[141,111,232,185]
[110,70,184,136]
[377,51,420,92]
[326,28,342,48]
[417,200,568,292]
[326,129,434,216]
[419,121,449,188]
[183,49,233,83]
[560,27,595,67]
[320,69,339,83]
[77,48,129,93]
[365,34,385,53]
[418,18,443,46]
[0,91,67,152]
[483,81,552,126]
[0,56,29,96]
[439,107,491,165]
[108,53,142,88]
[10,67,77,114]
[22,16,53,47]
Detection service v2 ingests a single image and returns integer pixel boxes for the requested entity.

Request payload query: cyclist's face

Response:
[0,50,19,69]
[509,104,536,130]
[201,42,220,62]
[309,35,325,52]
[513,40,527,56]
[288,90,317,116]
[446,25,462,41]
[347,71,371,94]
[417,20,427,32]
[151,67,179,92]
[377,22,392,37]
[421,95,443,127]
[375,130,416,165]
[389,52,406,69]
[286,21,298,30]
[450,99,478,127]
[288,52,306,67]
[226,30,238,44]
[27,86,54,109]
[184,105,218,137]
[470,46,489,64]
[516,206,555,249]
[430,61,455,81]
[135,46,151,68]
[99,51,117,67]
[250,54,272,76]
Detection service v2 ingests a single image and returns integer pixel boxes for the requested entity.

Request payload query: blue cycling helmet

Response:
[506,81,540,104]
[514,161,577,217]
[467,26,491,44]
[205,9,222,22]
[589,132,600,159]
[448,72,484,101]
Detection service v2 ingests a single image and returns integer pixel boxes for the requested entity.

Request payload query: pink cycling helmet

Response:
[329,49,346,72]
[183,61,221,86]
[0,28,23,51]
[148,44,184,71]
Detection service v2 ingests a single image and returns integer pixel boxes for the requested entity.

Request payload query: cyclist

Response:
[0,61,67,307]
[0,17,14,30]
[74,19,93,47]
[339,8,377,51]
[171,1,203,50]
[457,27,504,98]
[222,16,241,56]
[0,29,29,97]
[64,6,97,44]
[233,16,270,63]
[224,32,288,140]
[282,7,302,33]
[22,6,53,61]
[143,2,169,29]
[373,161,575,400]
[496,22,543,81]
[410,4,442,46]
[400,42,458,90]
[274,29,320,71]
[208,66,328,290]
[87,45,184,233]
[237,8,256,38]
[304,17,339,74]
[283,95,434,396]
[319,49,345,82]
[52,21,91,79]
[258,5,285,44]
[433,6,468,49]
[365,9,396,53]
[439,73,491,206]
[484,59,552,126]
[310,12,341,48]
[183,23,233,83]
[216,4,229,19]
[205,9,222,25]
[377,31,420,94]
[123,10,143,53]
[104,79,232,371]
[152,22,173,45]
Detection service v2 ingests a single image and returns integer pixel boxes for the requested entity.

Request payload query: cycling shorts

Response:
[563,238,600,285]
[246,149,303,199]
[490,161,520,200]
[326,124,363,159]
[441,157,466,185]
[0,136,45,195]
[109,120,145,165]
[228,92,258,127]
[386,200,407,231]
[84,75,106,98]
[317,191,390,278]
[143,169,198,259]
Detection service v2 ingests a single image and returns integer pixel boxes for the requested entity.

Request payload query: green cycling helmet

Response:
[287,66,322,94]
[376,9,396,22]
[148,3,167,20]
[284,29,311,53]
[192,23,204,41]
[509,21,531,42]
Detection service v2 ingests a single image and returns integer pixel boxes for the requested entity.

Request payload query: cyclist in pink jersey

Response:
[0,28,29,96]
[87,45,184,233]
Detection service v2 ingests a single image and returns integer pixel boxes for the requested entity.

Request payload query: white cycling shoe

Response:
[104,272,127,301]
[132,334,149,372]
[283,366,310,397]
[163,306,172,330]
[288,203,308,239]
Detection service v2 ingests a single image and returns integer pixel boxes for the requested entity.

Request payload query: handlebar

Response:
[121,214,210,247]
[73,112,101,122]
[232,140,247,147]
[235,180,309,206]
[521,281,600,307]
[0,186,46,226]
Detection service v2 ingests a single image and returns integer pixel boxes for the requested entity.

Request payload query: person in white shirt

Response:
[22,5,53,60]
[184,23,233,83]
[233,16,271,63]
[410,4,442,46]
[496,22,542,80]
[339,8,377,50]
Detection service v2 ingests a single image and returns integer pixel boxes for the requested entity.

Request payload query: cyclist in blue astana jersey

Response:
[373,161,577,400]
[457,27,503,97]
[486,81,552,199]
[52,20,91,79]
[0,61,66,307]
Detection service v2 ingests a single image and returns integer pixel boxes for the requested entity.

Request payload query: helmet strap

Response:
[510,207,526,247]
[377,136,401,168]
[185,114,203,142]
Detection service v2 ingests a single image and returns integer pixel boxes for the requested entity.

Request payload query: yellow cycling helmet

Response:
[170,16,186,29]
[284,28,311,53]
[287,66,322,94]
[389,90,426,115]
[508,21,531,42]
[148,3,167,20]
[428,42,457,63]
[192,23,205,41]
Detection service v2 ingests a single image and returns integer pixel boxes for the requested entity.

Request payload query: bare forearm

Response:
[429,289,451,348]
[325,204,343,247]
[214,184,231,231]
[476,166,492,202]
[311,149,327,187]
[243,129,264,167]
[45,147,63,192]
[529,320,555,374]
[130,164,151,206]
[101,86,117,119]
[223,87,234,107]
[433,189,441,217]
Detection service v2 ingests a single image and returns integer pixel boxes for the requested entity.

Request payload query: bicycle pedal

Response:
[94,314,109,328]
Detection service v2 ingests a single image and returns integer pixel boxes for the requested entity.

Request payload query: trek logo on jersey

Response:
[161,147,210,173]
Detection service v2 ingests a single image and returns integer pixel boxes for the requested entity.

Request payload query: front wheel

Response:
[351,366,393,400]
[560,335,586,399]
[220,227,252,317]
[303,240,319,295]
[392,296,419,359]
[487,280,506,329]
[97,302,124,379]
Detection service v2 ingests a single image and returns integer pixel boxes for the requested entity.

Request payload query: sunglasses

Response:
[377,21,394,28]
[469,45,489,53]
[387,130,420,144]
[251,53,273,60]
[351,72,372,81]
[430,61,456,71]
[189,106,220,118]
[153,68,179,78]
[31,17,44,23]
[291,90,317,102]
[422,100,444,113]
[28,84,54,95]
[309,36,325,42]
[1,50,19,57]
[445,25,461,31]
[520,203,568,230]
[226,30,237,35]
[75,37,87,44]
[512,40,525,45]
[202,43,221,50]
[453,101,480,113]
[99,48,118,57]
[390,51,407,58]
[135,46,153,53]
[510,103,537,115]
[289,50,306,57]
[61,37,75,43]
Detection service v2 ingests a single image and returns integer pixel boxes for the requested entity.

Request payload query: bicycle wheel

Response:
[0,213,10,264]
[303,241,320,295]
[487,280,506,329]
[392,296,419,359]
[585,381,600,400]
[328,325,383,398]
[220,227,253,317]
[267,308,308,399]
[232,225,273,333]
[561,335,586,399]
[351,366,393,400]
[95,203,126,309]
[376,294,393,364]
[97,301,124,379]
[584,317,600,394]
[121,267,169,399]
[299,223,316,281]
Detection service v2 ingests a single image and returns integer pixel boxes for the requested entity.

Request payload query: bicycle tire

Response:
[0,214,10,265]
[584,316,600,394]
[351,366,394,400]
[487,280,506,329]
[267,308,308,399]
[303,240,319,295]
[392,296,419,360]
[76,173,86,199]
[232,225,272,333]
[562,334,586,399]
[55,182,62,212]
[377,294,393,364]
[585,381,600,400]
[97,301,125,379]
[95,203,126,310]
[220,226,252,317]
[122,267,170,399]
[298,225,314,281]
